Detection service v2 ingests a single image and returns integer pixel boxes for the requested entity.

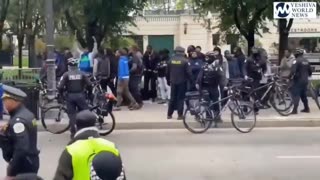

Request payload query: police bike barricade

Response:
[37,77,117,136]
[183,78,257,134]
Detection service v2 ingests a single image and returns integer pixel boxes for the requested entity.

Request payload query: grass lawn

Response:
[13,56,29,67]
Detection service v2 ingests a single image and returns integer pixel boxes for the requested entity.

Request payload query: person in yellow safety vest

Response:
[53,110,126,180]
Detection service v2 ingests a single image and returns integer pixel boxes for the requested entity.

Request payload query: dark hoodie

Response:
[189,52,204,83]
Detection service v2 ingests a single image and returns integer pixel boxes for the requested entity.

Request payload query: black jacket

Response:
[156,55,169,78]
[167,52,193,85]
[58,67,92,94]
[196,62,223,89]
[291,56,312,84]
[5,105,39,176]
[243,56,267,81]
[143,52,159,73]
[109,54,118,79]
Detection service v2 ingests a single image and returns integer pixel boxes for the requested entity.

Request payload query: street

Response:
[1,128,320,180]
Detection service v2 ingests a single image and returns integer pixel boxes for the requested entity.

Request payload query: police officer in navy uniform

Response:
[58,58,92,138]
[167,46,193,120]
[290,48,312,114]
[196,52,223,122]
[243,47,267,111]
[0,85,39,179]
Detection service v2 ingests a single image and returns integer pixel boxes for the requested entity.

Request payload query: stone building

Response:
[127,13,320,55]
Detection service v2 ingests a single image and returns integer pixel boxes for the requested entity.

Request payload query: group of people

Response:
[0,85,126,180]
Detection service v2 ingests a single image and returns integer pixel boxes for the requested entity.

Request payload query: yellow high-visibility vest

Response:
[66,138,120,180]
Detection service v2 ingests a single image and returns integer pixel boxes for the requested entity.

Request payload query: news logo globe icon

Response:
[275,2,291,18]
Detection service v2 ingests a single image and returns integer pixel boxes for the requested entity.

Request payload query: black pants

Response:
[129,76,143,105]
[100,78,116,95]
[7,156,39,176]
[219,84,228,108]
[143,71,157,100]
[291,82,309,111]
[66,93,89,134]
[168,82,187,117]
[204,86,220,114]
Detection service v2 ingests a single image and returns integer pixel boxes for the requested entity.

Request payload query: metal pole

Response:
[45,0,56,97]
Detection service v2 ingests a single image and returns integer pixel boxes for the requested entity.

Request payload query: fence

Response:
[0,68,41,84]
[0,68,41,119]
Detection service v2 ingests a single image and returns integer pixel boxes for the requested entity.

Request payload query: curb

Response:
[34,119,320,132]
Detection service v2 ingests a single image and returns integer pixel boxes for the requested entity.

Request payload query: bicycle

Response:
[39,85,117,135]
[183,81,257,134]
[308,80,320,110]
[241,74,293,116]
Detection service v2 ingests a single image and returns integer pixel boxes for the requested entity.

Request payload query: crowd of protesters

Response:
[43,40,313,117]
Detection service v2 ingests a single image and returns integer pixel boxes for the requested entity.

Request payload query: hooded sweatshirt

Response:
[280,54,295,78]
[118,56,130,80]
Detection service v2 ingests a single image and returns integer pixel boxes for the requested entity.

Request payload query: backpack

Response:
[79,53,91,73]
[97,56,110,78]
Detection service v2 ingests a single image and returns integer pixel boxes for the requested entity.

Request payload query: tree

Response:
[0,0,9,50]
[196,0,271,55]
[55,0,147,51]
[7,0,45,68]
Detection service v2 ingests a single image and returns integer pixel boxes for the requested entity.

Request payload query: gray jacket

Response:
[280,54,295,78]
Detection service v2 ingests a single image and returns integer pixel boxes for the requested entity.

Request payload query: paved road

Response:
[1,128,320,180]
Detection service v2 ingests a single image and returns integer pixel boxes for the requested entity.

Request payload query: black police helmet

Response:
[75,110,97,129]
[92,151,123,180]
[294,48,304,56]
[68,58,79,66]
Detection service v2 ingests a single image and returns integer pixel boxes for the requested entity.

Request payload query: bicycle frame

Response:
[201,88,243,120]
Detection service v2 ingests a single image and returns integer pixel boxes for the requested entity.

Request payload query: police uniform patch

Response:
[13,122,25,134]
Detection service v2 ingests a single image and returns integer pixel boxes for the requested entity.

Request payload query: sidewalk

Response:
[111,101,320,130]
[1,100,320,130]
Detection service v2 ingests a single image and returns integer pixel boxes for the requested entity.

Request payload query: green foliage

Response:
[35,38,46,55]
[103,36,137,50]
[196,0,271,35]
[54,0,147,49]
[7,0,44,36]
[54,35,75,51]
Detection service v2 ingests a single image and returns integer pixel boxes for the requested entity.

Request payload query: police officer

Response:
[290,48,312,114]
[189,50,204,91]
[167,46,193,120]
[54,110,126,180]
[0,85,39,178]
[58,58,92,138]
[243,47,267,111]
[196,52,223,122]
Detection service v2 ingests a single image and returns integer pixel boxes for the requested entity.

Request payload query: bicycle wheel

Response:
[41,106,70,134]
[269,90,293,116]
[183,106,214,134]
[231,102,256,133]
[309,84,320,110]
[96,112,116,136]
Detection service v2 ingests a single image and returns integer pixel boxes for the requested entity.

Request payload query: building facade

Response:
[127,13,320,55]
